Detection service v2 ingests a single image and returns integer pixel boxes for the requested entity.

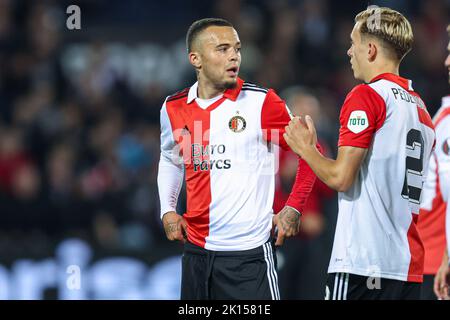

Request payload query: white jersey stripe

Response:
[337,272,344,300]
[269,244,280,300]
[263,243,276,300]
[332,273,339,300]
[265,243,280,300]
[343,273,349,300]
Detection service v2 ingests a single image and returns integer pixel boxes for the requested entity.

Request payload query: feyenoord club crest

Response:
[229,115,246,133]
[443,139,450,155]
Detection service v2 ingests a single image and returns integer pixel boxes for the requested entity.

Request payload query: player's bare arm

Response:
[284,115,367,192]
[434,248,450,299]
[162,211,188,243]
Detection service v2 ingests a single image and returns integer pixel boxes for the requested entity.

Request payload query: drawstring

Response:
[205,250,216,299]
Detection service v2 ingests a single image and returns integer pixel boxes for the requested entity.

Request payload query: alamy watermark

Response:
[366,5,382,33]
[166,120,283,176]
[366,265,382,290]
[66,5,81,30]
[66,265,81,290]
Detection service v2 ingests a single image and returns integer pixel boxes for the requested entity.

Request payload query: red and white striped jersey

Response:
[328,73,435,283]
[418,95,450,275]
[158,78,316,251]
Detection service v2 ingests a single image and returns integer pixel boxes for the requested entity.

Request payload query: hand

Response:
[272,206,301,246]
[434,259,450,300]
[284,115,318,158]
[162,211,188,243]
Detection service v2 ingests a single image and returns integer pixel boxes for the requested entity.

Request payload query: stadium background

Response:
[0,0,448,299]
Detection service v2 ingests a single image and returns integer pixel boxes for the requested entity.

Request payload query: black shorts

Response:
[181,239,280,300]
[420,274,437,300]
[325,272,422,300]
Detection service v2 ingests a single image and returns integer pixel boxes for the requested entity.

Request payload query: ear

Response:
[367,42,377,62]
[189,51,201,69]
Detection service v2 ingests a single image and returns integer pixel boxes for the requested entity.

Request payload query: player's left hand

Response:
[272,206,301,246]
[284,115,318,158]
[434,261,450,299]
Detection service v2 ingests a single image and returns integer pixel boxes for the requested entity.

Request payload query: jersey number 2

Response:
[401,129,424,204]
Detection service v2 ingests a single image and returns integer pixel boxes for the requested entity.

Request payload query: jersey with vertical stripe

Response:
[418,95,450,275]
[158,78,316,251]
[328,73,435,283]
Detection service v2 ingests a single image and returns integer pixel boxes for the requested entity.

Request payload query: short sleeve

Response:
[338,84,386,148]
[261,89,293,150]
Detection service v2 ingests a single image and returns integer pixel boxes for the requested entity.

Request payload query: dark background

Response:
[0,0,448,299]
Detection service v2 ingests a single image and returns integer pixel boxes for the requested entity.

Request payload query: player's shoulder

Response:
[348,83,375,96]
[241,81,269,94]
[165,87,190,104]
[345,83,384,103]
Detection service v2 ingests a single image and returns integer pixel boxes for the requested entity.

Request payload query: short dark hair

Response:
[186,18,234,53]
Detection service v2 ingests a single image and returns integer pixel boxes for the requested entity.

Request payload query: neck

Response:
[197,76,225,99]
[364,61,400,83]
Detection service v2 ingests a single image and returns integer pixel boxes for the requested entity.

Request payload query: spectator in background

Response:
[275,87,335,299]
[0,128,31,194]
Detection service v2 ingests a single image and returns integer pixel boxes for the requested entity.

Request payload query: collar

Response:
[369,73,413,91]
[187,78,244,104]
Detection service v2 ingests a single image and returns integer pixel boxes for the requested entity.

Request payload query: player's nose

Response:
[229,50,239,61]
[347,47,352,58]
[445,53,450,68]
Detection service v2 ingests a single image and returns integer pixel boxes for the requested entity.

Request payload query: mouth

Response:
[226,66,239,77]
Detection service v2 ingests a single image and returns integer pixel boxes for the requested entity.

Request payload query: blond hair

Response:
[355,7,413,61]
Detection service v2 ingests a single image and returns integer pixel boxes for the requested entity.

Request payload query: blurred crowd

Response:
[0,0,448,298]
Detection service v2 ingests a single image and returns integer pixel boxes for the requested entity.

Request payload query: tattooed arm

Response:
[162,211,188,243]
[158,100,187,243]
[272,206,301,246]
